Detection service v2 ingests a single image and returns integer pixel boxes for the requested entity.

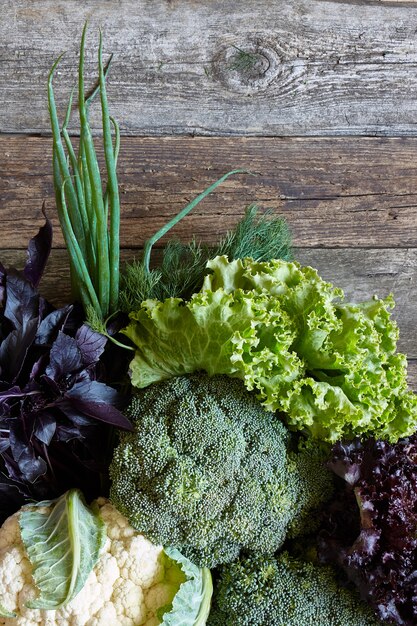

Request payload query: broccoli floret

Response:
[208,551,384,626]
[110,373,333,568]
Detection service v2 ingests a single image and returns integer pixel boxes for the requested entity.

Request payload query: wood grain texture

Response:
[3,0,417,136]
[0,246,415,358]
[2,135,417,248]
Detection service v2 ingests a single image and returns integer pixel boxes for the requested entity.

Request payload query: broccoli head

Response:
[208,551,384,626]
[110,373,333,568]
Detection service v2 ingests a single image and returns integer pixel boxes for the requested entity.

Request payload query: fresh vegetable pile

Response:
[0,25,416,626]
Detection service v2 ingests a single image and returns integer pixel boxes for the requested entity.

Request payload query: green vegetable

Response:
[19,489,106,609]
[49,24,120,318]
[109,373,333,568]
[123,255,417,443]
[119,205,292,308]
[162,548,213,626]
[49,25,248,323]
[208,551,383,626]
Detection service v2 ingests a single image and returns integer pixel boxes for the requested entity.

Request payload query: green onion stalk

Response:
[48,24,248,323]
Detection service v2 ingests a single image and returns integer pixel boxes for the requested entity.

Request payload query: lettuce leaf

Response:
[161,547,213,626]
[20,489,106,609]
[123,256,417,443]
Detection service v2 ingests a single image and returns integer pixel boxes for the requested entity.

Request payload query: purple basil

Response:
[318,437,417,626]
[0,220,132,521]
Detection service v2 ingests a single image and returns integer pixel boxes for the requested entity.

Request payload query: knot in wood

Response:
[213,40,281,94]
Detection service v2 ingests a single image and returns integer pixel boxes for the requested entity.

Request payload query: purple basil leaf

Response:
[66,380,132,430]
[68,399,132,429]
[67,378,119,405]
[58,400,95,427]
[76,325,107,366]
[0,318,39,384]
[0,262,6,306]
[41,374,62,395]
[33,414,57,446]
[23,209,52,289]
[46,331,83,379]
[0,439,10,454]
[35,305,73,346]
[0,386,25,402]
[29,355,48,381]
[4,271,39,330]
[17,452,47,483]
[54,423,84,442]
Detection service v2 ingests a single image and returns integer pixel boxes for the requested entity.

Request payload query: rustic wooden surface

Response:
[0,0,416,391]
[3,0,417,136]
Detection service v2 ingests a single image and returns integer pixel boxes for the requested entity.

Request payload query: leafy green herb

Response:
[20,489,106,609]
[119,205,292,310]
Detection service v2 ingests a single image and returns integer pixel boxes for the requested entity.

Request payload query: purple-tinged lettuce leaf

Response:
[319,436,417,626]
[23,210,52,289]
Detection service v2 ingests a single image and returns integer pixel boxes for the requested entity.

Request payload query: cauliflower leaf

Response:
[19,489,106,610]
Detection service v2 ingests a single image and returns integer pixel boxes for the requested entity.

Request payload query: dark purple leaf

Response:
[0,386,25,402]
[319,435,417,626]
[0,318,39,383]
[54,423,83,442]
[76,325,107,366]
[23,208,52,289]
[35,305,73,346]
[41,374,62,395]
[68,399,132,429]
[29,355,48,381]
[4,271,39,330]
[0,439,10,454]
[66,379,132,430]
[67,379,119,405]
[58,400,95,427]
[33,414,57,446]
[0,262,6,307]
[46,331,83,379]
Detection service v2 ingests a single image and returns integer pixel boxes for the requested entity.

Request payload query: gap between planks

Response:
[1,135,417,249]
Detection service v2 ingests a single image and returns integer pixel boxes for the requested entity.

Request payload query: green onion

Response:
[49,25,251,324]
[48,23,118,318]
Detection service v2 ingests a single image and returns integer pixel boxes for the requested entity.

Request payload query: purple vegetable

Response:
[0,219,132,520]
[318,437,417,626]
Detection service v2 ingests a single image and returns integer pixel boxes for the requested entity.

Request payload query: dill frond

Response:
[215,205,293,262]
[119,207,292,311]
[118,259,162,313]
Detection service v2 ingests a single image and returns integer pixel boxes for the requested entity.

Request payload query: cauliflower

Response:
[0,498,205,626]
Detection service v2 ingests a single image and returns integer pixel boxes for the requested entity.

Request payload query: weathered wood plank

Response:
[409,361,417,391]
[0,247,415,359]
[1,135,417,248]
[3,0,417,136]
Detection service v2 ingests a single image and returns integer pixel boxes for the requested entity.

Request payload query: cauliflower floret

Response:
[0,499,184,626]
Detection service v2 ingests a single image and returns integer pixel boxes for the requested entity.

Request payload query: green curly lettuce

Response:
[123,256,417,443]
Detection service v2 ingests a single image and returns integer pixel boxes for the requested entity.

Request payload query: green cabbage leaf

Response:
[123,256,417,443]
[19,489,106,609]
